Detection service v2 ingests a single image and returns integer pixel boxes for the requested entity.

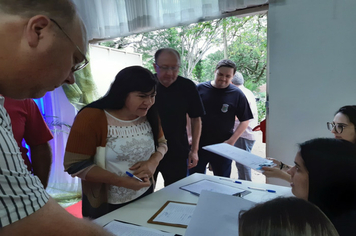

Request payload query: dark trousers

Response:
[154,151,188,188]
[189,148,232,178]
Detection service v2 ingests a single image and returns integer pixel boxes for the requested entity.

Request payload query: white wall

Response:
[267,0,356,185]
[89,45,142,96]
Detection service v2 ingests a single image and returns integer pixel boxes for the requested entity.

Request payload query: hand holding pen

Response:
[123,171,151,190]
[126,171,143,182]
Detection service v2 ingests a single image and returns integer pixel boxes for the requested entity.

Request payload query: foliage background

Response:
[100,14,267,122]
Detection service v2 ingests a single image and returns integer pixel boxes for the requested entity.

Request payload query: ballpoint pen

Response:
[248,186,276,193]
[219,178,242,184]
[125,171,143,182]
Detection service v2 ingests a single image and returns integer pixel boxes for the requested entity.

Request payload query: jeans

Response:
[189,148,232,178]
[234,137,255,181]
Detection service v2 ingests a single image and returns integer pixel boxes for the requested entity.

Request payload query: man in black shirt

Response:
[189,59,253,178]
[153,48,205,186]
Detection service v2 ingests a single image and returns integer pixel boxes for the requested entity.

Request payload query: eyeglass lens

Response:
[157,65,179,72]
[72,61,87,72]
[327,122,343,134]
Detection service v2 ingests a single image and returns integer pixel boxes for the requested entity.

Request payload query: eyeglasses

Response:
[327,122,347,134]
[155,64,180,72]
[50,19,89,72]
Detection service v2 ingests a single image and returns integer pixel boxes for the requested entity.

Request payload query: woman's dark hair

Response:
[299,138,356,234]
[335,105,356,129]
[84,66,160,147]
[239,197,339,236]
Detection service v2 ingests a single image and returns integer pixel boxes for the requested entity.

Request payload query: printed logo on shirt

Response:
[221,104,229,113]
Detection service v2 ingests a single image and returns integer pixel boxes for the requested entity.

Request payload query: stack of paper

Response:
[180,179,245,196]
[203,143,274,170]
[103,220,176,236]
[185,191,255,236]
[147,201,196,228]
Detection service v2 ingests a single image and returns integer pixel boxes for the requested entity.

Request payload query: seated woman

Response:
[327,105,356,143]
[262,105,356,182]
[64,66,167,219]
[287,138,356,235]
[239,197,339,236]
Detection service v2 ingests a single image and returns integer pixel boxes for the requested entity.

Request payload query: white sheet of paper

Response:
[180,179,245,196]
[103,220,175,236]
[203,143,274,170]
[185,190,256,236]
[153,202,196,226]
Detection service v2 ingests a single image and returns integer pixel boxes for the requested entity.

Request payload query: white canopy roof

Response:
[72,0,268,42]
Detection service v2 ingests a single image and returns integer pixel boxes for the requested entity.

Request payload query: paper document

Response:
[203,143,274,170]
[185,191,256,236]
[148,201,196,228]
[180,179,245,196]
[103,220,175,236]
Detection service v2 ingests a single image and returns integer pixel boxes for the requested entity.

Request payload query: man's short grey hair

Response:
[232,72,244,85]
[155,48,181,65]
[0,0,77,25]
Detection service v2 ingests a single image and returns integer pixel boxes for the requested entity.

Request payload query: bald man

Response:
[0,1,112,235]
[153,48,205,186]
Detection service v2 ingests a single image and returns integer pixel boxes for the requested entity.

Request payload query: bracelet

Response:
[280,162,285,170]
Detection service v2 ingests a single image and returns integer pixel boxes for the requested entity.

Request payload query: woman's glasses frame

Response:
[327,122,347,134]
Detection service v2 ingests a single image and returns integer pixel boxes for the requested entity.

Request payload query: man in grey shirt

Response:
[231,72,258,181]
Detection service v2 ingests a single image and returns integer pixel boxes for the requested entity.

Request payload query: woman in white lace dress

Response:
[64,66,168,219]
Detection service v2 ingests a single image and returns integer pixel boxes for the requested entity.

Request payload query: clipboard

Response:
[104,219,182,236]
[179,179,247,197]
[147,201,196,228]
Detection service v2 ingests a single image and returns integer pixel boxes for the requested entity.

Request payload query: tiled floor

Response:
[155,131,266,191]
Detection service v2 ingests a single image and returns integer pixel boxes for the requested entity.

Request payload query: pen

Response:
[125,171,143,182]
[248,186,276,193]
[219,178,242,184]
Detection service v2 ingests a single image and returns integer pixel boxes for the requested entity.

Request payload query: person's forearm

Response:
[148,152,163,166]
[227,120,249,145]
[262,167,292,182]
[0,197,115,236]
[190,117,202,153]
[280,171,292,182]
[86,165,151,190]
[30,143,52,189]
[154,136,167,162]
[84,165,124,186]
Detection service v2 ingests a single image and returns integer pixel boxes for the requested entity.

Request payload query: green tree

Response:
[127,20,225,80]
[200,14,267,86]
[135,27,183,72]
[98,14,267,120]
[228,14,267,85]
[100,14,266,85]
[192,60,203,81]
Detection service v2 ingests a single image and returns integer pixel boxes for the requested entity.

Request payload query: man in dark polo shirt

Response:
[153,48,205,186]
[189,59,253,178]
